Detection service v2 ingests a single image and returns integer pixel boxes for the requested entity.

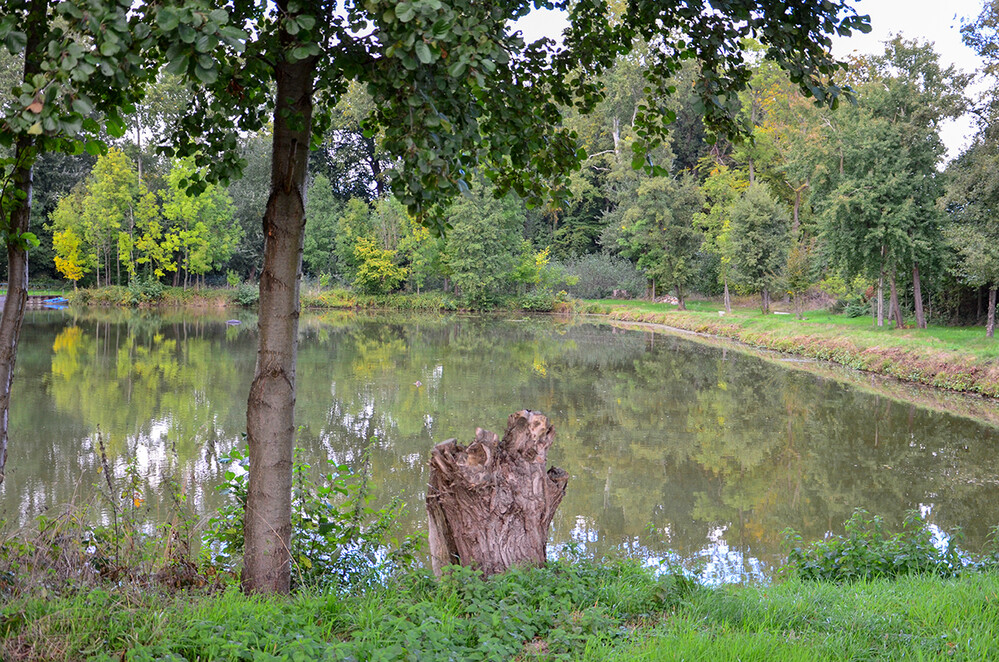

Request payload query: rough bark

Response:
[242,30,315,594]
[426,410,569,577]
[889,269,903,329]
[912,262,926,329]
[723,279,731,314]
[675,284,686,311]
[0,5,43,486]
[988,287,997,339]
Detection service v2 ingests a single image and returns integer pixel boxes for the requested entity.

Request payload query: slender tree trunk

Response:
[675,284,685,311]
[889,269,903,329]
[988,287,997,339]
[242,36,315,594]
[877,271,884,328]
[761,288,770,314]
[723,278,731,314]
[912,262,926,329]
[0,5,43,485]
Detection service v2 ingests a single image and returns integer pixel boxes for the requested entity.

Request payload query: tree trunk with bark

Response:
[876,271,884,328]
[912,262,926,329]
[426,410,569,577]
[889,269,903,329]
[0,5,44,486]
[675,284,686,311]
[723,279,731,314]
[242,31,315,594]
[988,287,997,339]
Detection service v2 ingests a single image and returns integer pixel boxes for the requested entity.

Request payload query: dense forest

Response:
[5,25,999,332]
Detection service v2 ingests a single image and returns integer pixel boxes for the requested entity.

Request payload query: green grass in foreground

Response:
[4,564,999,661]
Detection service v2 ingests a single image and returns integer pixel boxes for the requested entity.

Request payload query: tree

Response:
[694,161,749,313]
[0,0,242,484]
[730,184,790,314]
[160,158,238,289]
[155,0,869,593]
[52,226,86,287]
[443,182,524,308]
[606,173,704,307]
[302,174,342,277]
[821,39,966,329]
[944,141,999,338]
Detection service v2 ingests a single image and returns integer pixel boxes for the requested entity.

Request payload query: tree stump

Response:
[426,410,569,577]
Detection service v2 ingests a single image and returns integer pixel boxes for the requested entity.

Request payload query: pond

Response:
[4,308,999,583]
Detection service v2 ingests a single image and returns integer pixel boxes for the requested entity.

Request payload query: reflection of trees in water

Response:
[3,310,251,524]
[5,310,999,579]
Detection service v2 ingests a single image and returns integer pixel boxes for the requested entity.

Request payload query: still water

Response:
[4,308,999,583]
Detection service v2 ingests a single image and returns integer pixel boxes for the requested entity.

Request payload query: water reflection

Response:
[4,308,999,583]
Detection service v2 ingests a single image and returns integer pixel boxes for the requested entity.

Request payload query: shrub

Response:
[232,282,259,307]
[555,253,645,300]
[784,509,964,582]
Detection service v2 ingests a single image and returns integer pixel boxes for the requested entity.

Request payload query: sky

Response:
[517,0,991,160]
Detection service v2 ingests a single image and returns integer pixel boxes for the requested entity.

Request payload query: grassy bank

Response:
[584,299,999,398]
[3,564,999,660]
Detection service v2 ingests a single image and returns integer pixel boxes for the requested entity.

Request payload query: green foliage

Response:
[443,182,524,309]
[303,174,342,276]
[556,253,645,299]
[205,447,419,592]
[352,237,407,295]
[232,282,259,307]
[784,509,964,582]
[729,184,790,301]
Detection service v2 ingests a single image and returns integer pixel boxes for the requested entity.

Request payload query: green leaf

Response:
[21,232,39,249]
[208,8,229,25]
[157,7,179,32]
[194,64,218,85]
[396,2,415,22]
[415,41,432,64]
[84,140,102,156]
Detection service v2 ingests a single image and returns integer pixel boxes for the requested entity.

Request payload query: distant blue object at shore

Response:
[43,297,68,304]
[226,320,241,326]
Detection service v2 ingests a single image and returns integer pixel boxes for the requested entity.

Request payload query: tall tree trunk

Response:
[761,288,770,314]
[988,287,997,339]
[242,38,315,594]
[0,139,35,486]
[877,271,884,328]
[0,6,44,484]
[889,269,903,329]
[723,278,731,314]
[675,284,686,310]
[912,262,926,329]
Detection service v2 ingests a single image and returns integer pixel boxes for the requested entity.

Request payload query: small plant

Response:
[784,509,964,582]
[232,282,259,306]
[226,270,241,288]
[204,445,419,592]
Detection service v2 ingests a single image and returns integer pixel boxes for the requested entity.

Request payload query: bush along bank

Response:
[64,285,576,313]
[588,304,999,398]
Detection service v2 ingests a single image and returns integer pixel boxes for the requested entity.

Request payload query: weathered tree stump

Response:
[426,410,569,577]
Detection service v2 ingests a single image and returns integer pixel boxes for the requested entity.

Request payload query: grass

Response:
[583,298,999,397]
[4,565,999,660]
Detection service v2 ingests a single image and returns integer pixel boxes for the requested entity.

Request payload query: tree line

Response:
[16,31,997,338]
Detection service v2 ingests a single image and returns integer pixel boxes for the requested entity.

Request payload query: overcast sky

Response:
[517,0,990,160]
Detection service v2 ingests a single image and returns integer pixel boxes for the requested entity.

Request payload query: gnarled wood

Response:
[426,410,568,577]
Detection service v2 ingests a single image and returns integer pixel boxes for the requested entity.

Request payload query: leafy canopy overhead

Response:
[158,0,869,234]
